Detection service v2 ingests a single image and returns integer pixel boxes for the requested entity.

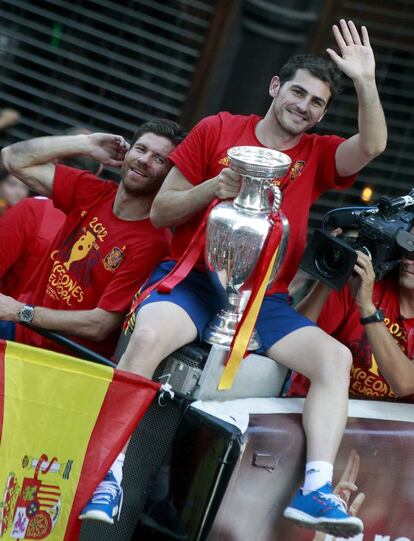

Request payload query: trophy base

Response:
[203,312,261,351]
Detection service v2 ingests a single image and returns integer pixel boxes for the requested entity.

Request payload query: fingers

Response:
[216,167,241,199]
[354,251,375,278]
[332,19,367,51]
[349,492,366,516]
[110,136,129,167]
[361,25,370,47]
[332,23,347,52]
[348,20,362,45]
[329,227,343,237]
[338,449,358,485]
[338,19,355,47]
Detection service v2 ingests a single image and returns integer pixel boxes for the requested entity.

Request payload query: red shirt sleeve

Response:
[169,115,222,185]
[316,135,356,192]
[317,284,354,335]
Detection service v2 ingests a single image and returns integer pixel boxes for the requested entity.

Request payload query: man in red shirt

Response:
[81,20,387,535]
[290,249,414,403]
[0,119,185,358]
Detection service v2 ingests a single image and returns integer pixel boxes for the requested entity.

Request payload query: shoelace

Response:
[90,480,121,504]
[318,491,347,512]
[90,479,124,520]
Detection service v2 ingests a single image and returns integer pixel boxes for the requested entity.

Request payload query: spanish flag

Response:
[0,340,159,540]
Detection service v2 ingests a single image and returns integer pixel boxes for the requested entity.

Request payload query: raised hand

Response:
[87,133,130,168]
[327,20,376,83]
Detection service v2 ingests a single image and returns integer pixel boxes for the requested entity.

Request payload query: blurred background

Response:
[0,0,412,230]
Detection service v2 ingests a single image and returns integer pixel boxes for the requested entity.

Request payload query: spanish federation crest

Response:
[102,247,125,272]
[289,160,305,181]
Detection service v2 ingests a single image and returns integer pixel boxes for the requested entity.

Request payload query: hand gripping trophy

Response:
[204,146,291,363]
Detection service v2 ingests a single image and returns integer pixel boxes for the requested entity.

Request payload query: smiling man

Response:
[0,119,186,358]
[92,20,387,537]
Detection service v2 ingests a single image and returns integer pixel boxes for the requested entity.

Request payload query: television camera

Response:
[300,190,414,290]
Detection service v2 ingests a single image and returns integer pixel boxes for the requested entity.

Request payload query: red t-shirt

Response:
[289,275,414,402]
[169,112,355,294]
[16,165,169,358]
[0,197,65,298]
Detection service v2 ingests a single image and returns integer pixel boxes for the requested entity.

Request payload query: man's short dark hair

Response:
[131,119,187,148]
[278,55,342,106]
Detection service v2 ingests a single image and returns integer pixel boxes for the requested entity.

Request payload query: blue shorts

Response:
[140,261,316,351]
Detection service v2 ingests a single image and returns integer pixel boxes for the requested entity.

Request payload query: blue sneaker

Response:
[283,483,363,538]
[79,471,123,524]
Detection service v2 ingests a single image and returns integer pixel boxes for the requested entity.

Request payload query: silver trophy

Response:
[203,146,291,350]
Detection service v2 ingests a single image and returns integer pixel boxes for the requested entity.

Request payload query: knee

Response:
[128,323,162,353]
[310,341,352,384]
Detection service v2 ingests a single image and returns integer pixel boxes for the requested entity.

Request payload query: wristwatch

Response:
[17,304,35,325]
[360,309,384,325]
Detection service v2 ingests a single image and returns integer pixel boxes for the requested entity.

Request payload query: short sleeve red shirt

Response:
[168,112,355,294]
[0,197,65,298]
[16,165,169,358]
[289,275,414,402]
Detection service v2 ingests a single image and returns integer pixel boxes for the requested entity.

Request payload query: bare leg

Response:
[267,326,351,464]
[117,301,197,453]
[117,301,198,378]
[79,301,198,522]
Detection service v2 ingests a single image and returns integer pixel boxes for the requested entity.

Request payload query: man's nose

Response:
[296,97,311,111]
[138,152,151,165]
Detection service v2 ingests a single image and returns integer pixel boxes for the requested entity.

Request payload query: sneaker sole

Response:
[78,509,115,524]
[283,508,363,538]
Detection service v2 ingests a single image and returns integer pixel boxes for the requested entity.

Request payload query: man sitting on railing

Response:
[80,19,387,538]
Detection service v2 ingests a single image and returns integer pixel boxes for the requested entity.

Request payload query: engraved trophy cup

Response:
[203,146,291,350]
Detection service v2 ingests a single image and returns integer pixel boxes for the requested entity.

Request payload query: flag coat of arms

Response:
[0,340,160,540]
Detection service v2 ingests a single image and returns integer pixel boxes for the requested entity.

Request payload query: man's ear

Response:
[269,76,280,98]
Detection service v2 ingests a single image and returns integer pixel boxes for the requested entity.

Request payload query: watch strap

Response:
[360,308,384,325]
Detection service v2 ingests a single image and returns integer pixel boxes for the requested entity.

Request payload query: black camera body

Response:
[300,193,414,290]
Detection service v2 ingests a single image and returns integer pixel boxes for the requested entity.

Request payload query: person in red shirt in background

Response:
[0,168,30,216]
[290,242,414,403]
[0,119,185,358]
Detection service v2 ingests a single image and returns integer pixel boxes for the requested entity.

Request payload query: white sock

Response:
[302,461,333,494]
[109,453,125,486]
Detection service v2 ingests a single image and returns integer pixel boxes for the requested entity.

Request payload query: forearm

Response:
[295,281,331,322]
[354,78,387,158]
[364,322,414,396]
[1,135,92,195]
[6,300,122,341]
[2,135,91,171]
[151,177,218,228]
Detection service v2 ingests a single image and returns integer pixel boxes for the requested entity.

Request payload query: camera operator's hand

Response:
[349,251,376,317]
